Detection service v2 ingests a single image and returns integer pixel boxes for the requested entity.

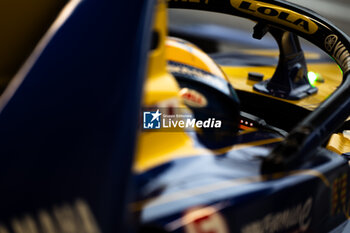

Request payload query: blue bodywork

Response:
[136,130,350,233]
[0,0,155,232]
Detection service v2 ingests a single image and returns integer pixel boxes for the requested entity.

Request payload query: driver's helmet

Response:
[165,37,240,148]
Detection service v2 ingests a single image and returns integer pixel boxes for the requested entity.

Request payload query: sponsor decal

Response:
[179,88,208,108]
[0,199,101,233]
[142,108,222,131]
[325,34,338,52]
[183,207,229,233]
[230,0,318,34]
[324,34,350,73]
[331,173,348,215]
[241,198,313,233]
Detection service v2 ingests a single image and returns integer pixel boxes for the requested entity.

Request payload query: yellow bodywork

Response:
[136,1,192,173]
[144,0,179,106]
[222,62,342,111]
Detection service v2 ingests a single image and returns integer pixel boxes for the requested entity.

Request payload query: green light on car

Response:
[307,71,318,87]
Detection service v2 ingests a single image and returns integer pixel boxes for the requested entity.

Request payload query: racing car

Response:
[134,1,350,233]
[0,0,349,233]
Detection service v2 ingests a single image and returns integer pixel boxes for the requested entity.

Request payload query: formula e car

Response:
[0,0,349,233]
[134,1,350,233]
